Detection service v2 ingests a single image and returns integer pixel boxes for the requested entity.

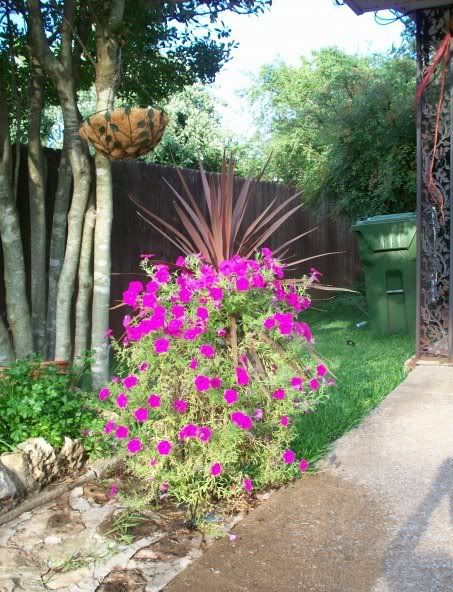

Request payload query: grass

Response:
[292,294,414,464]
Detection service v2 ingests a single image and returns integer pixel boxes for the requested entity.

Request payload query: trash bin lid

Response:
[352,212,416,252]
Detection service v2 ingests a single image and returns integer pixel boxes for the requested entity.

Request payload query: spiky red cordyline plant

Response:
[129,156,317,270]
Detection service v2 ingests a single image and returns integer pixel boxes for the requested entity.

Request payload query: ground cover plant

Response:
[292,294,414,463]
[0,359,102,453]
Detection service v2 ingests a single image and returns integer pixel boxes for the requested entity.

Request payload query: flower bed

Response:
[98,250,331,518]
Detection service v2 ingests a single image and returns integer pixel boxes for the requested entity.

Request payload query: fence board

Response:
[1,150,360,343]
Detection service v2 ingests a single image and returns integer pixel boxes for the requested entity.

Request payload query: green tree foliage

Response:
[247,47,416,221]
[147,84,228,171]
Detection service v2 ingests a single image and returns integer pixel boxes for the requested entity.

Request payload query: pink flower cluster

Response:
[99,249,325,501]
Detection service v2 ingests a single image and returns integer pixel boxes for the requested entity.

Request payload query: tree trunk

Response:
[73,199,95,367]
[28,54,47,356]
[46,139,71,359]
[54,80,91,361]
[0,316,14,365]
[91,0,125,388]
[0,85,34,359]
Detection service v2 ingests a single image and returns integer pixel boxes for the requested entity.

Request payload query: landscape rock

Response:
[1,452,35,495]
[59,437,86,472]
[0,468,17,504]
[17,437,59,484]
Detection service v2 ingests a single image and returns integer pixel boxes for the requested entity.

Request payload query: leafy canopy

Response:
[246,47,416,221]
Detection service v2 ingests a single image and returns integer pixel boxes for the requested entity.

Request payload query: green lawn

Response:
[292,295,414,464]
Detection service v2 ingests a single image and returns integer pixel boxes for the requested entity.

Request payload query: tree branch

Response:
[27,0,65,78]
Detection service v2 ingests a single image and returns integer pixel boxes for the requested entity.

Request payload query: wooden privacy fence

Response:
[2,150,360,339]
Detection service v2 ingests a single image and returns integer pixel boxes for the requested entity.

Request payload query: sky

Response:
[212,0,404,136]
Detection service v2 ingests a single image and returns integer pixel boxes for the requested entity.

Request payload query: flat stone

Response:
[1,452,35,495]
[0,466,17,503]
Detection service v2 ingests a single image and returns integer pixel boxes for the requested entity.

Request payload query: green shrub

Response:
[0,358,100,453]
[98,253,331,519]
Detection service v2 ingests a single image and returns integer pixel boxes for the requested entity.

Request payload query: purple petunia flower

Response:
[116,393,129,409]
[154,338,170,354]
[282,449,296,464]
[210,377,222,389]
[98,388,110,401]
[197,426,212,442]
[272,389,286,400]
[210,463,222,477]
[134,408,149,422]
[173,399,188,414]
[179,424,198,440]
[127,438,143,454]
[148,394,161,408]
[243,478,253,492]
[123,375,138,389]
[299,458,309,472]
[316,364,327,377]
[224,389,238,405]
[236,367,250,386]
[200,344,215,358]
[194,375,210,391]
[156,440,172,456]
[231,411,253,431]
[115,425,129,439]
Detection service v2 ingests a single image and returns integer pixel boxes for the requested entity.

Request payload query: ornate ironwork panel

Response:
[417,8,452,361]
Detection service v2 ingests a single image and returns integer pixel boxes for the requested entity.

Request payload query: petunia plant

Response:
[98,250,332,520]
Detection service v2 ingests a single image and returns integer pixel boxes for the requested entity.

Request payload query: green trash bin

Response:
[352,213,417,334]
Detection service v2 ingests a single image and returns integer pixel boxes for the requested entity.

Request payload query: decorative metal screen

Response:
[417,8,453,361]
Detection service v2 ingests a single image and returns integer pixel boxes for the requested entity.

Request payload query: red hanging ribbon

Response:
[415,30,452,223]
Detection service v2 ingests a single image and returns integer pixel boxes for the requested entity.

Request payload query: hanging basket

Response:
[79,107,168,160]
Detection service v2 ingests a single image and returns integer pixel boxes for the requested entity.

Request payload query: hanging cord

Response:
[414,23,453,224]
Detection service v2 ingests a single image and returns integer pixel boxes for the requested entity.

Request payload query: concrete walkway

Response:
[165,365,453,592]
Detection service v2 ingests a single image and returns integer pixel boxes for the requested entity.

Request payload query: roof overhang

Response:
[343,0,453,15]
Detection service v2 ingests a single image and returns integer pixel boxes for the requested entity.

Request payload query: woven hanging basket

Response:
[79,106,168,160]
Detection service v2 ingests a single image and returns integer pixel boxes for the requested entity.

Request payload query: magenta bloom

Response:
[280,416,289,427]
[146,280,159,293]
[236,277,250,292]
[138,362,149,372]
[127,438,143,454]
[148,394,161,408]
[175,256,186,267]
[123,375,138,389]
[272,389,286,400]
[236,367,250,386]
[309,378,320,391]
[299,458,309,473]
[210,463,222,477]
[155,338,170,354]
[104,420,116,434]
[243,479,253,492]
[142,293,157,308]
[252,273,265,288]
[155,266,170,283]
[134,407,149,422]
[189,358,198,370]
[317,364,327,377]
[210,377,222,389]
[171,305,186,318]
[279,323,292,335]
[224,389,238,405]
[290,377,303,390]
[108,484,118,498]
[173,399,188,414]
[116,393,128,409]
[209,287,223,301]
[194,375,210,391]
[200,344,215,358]
[179,424,198,440]
[282,449,296,464]
[231,411,253,431]
[198,426,212,442]
[263,317,276,330]
[196,306,209,320]
[253,408,263,420]
[156,440,172,456]
[217,327,227,337]
[149,457,157,466]
[98,388,110,401]
[115,425,129,439]
[178,288,192,303]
